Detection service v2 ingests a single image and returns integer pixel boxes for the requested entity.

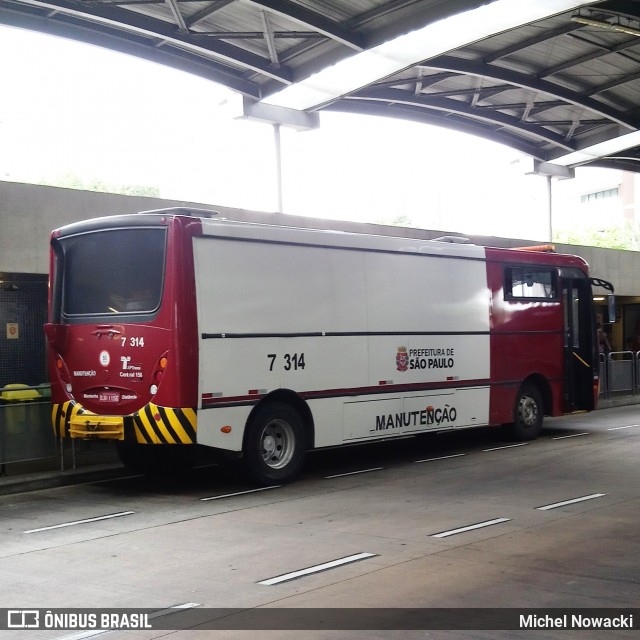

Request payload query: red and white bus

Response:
[45,208,613,484]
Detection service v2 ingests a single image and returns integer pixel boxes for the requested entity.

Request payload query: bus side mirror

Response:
[606,294,616,324]
[590,278,615,324]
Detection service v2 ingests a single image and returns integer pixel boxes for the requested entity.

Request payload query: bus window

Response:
[505,267,556,300]
[59,228,166,317]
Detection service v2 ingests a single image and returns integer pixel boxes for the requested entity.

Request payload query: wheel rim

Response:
[260,419,296,469]
[518,395,538,427]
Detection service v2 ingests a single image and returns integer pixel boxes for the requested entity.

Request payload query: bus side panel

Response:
[192,237,368,450]
[362,250,491,436]
[345,387,491,441]
[192,236,492,451]
[196,335,368,450]
[486,260,565,424]
[363,250,490,334]
[402,388,490,432]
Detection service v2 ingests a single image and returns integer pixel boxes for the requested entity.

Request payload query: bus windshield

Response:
[59,227,167,317]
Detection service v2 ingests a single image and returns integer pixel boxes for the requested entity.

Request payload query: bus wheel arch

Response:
[242,391,313,485]
[510,377,547,441]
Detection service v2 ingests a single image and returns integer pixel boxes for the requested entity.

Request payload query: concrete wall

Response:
[0,181,221,274]
[1,180,638,297]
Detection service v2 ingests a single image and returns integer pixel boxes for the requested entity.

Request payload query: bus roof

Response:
[51,210,589,271]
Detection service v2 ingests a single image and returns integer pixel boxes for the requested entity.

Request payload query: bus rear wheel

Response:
[510,382,543,441]
[243,402,306,486]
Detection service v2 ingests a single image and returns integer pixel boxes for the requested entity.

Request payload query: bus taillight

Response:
[150,353,168,396]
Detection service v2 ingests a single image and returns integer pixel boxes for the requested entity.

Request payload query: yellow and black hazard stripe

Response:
[132,403,197,444]
[53,401,197,444]
[52,400,95,438]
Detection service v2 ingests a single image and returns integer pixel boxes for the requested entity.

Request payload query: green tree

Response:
[38,173,160,197]
[553,221,640,251]
[375,214,413,227]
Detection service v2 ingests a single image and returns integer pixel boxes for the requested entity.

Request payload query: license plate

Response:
[99,390,120,403]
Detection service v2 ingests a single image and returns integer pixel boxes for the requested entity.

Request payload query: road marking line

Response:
[325,467,385,479]
[24,511,135,534]
[607,424,640,431]
[56,603,200,640]
[482,443,528,452]
[537,493,606,511]
[200,486,281,501]
[432,517,511,538]
[259,552,377,585]
[552,432,589,439]
[414,453,466,463]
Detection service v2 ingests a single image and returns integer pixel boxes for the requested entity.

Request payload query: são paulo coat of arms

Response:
[396,346,408,372]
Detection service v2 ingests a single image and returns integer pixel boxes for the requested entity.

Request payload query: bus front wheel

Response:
[243,402,307,485]
[510,382,543,441]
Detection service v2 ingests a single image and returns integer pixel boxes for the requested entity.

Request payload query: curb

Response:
[0,464,132,496]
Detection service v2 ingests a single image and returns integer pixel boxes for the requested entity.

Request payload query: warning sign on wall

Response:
[6,323,19,340]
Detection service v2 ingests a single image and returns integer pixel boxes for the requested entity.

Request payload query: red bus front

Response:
[45,213,200,449]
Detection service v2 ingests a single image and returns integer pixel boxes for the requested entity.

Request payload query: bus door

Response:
[561,272,596,412]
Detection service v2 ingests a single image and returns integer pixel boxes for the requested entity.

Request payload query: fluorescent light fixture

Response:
[261,0,600,110]
[571,15,640,37]
[552,130,640,166]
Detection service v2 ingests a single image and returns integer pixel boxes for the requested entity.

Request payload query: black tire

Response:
[243,402,307,486]
[510,382,543,441]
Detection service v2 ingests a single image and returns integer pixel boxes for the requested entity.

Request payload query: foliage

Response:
[553,221,640,251]
[374,214,413,227]
[38,173,160,197]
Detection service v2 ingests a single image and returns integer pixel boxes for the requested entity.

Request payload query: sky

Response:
[0,23,626,242]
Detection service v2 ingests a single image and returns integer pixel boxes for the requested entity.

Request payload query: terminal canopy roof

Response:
[2,0,640,173]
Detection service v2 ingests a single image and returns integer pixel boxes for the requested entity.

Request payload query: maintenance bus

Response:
[45,208,613,484]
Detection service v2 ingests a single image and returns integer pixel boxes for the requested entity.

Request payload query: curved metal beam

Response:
[540,35,640,79]
[326,100,547,159]
[351,88,578,151]
[423,56,640,130]
[262,0,602,110]
[482,23,584,63]
[247,0,365,50]
[8,0,294,84]
[0,1,263,96]
[2,0,638,170]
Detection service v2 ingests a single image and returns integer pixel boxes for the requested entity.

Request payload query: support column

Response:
[273,123,283,213]
[547,175,553,242]
[232,98,319,215]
